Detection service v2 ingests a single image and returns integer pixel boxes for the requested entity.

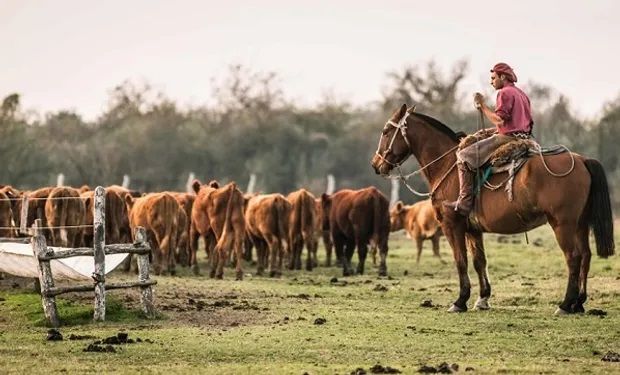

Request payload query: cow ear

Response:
[395,201,403,212]
[192,180,202,194]
[208,180,220,188]
[124,194,135,209]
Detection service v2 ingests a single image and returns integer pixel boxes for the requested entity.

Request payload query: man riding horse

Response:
[444,63,533,215]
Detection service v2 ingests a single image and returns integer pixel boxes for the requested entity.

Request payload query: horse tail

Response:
[584,159,615,258]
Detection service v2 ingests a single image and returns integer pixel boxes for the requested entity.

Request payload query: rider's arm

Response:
[479,103,505,128]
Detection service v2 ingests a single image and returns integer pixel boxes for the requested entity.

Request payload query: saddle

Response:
[459,129,567,201]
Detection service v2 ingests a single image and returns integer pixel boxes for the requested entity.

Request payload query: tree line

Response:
[2,61,619,207]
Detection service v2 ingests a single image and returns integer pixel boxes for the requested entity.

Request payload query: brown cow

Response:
[170,192,195,267]
[287,189,318,271]
[321,187,390,276]
[80,189,125,247]
[390,199,444,264]
[314,197,334,267]
[45,187,86,247]
[191,180,245,279]
[0,191,15,237]
[246,193,291,277]
[0,186,22,232]
[125,192,179,275]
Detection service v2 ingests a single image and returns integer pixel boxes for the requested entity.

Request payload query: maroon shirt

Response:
[495,82,533,135]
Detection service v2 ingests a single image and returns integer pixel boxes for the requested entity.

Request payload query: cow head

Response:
[389,201,406,231]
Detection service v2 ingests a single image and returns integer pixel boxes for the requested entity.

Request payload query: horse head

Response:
[371,103,416,176]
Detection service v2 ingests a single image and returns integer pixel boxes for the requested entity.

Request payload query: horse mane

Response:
[411,112,463,142]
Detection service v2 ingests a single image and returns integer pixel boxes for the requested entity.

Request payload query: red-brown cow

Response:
[314,197,334,267]
[191,180,245,279]
[246,193,291,277]
[80,189,125,247]
[45,187,86,247]
[321,187,390,276]
[390,199,444,264]
[125,192,179,275]
[170,192,195,267]
[287,189,318,271]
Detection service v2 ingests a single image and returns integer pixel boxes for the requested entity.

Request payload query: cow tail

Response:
[59,193,69,245]
[216,183,236,251]
[158,194,178,264]
[372,190,382,246]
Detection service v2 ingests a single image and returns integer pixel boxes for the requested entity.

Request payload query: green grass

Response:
[1,225,619,374]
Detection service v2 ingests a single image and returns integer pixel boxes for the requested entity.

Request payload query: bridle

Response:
[375,109,459,197]
[374,110,412,168]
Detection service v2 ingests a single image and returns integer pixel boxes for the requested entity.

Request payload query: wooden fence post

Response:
[19,196,29,235]
[32,219,59,327]
[93,186,106,321]
[135,227,155,317]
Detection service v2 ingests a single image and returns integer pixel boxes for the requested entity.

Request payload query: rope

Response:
[0,224,95,230]
[0,196,91,201]
[532,143,575,177]
[386,145,459,197]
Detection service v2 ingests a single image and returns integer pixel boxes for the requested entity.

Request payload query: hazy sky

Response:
[2,0,619,120]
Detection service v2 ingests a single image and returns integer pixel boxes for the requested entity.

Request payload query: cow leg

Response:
[295,240,303,270]
[432,233,446,264]
[234,232,244,280]
[189,225,200,275]
[415,236,424,264]
[356,242,368,275]
[267,235,281,278]
[323,231,334,267]
[306,237,317,271]
[343,239,356,276]
[253,237,267,276]
[377,235,389,277]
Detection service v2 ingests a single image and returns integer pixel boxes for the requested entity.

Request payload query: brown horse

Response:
[371,104,614,314]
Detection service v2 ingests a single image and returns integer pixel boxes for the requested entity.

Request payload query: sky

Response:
[1,0,619,121]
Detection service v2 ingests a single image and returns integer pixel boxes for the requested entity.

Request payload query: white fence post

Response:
[326,174,335,194]
[246,173,257,194]
[390,179,400,208]
[93,186,106,321]
[135,227,155,317]
[122,175,131,189]
[186,172,196,194]
[32,219,59,327]
[56,174,65,187]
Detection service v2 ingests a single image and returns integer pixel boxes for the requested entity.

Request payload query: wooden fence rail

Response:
[30,186,156,327]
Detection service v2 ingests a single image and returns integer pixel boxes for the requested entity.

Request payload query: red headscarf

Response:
[491,63,517,83]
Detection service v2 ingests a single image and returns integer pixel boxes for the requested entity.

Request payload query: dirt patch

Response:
[314,317,327,325]
[418,362,459,373]
[587,309,607,317]
[350,365,401,374]
[602,351,620,362]
[420,300,434,308]
[46,329,63,341]
[373,284,389,292]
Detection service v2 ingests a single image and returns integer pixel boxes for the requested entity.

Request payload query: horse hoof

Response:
[474,297,491,311]
[554,307,570,315]
[447,304,467,313]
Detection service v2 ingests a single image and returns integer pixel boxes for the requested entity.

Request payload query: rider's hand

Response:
[474,92,484,109]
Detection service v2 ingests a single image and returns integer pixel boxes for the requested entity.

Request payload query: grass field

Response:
[1,225,619,374]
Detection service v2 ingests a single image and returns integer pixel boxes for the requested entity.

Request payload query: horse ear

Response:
[407,105,416,113]
[399,104,407,116]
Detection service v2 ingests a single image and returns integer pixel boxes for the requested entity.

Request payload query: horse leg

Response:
[552,222,582,314]
[466,230,491,310]
[442,217,470,312]
[573,225,591,313]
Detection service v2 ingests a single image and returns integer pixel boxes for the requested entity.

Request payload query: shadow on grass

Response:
[0,290,164,327]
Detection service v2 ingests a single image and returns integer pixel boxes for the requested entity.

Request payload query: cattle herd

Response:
[0,182,444,279]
